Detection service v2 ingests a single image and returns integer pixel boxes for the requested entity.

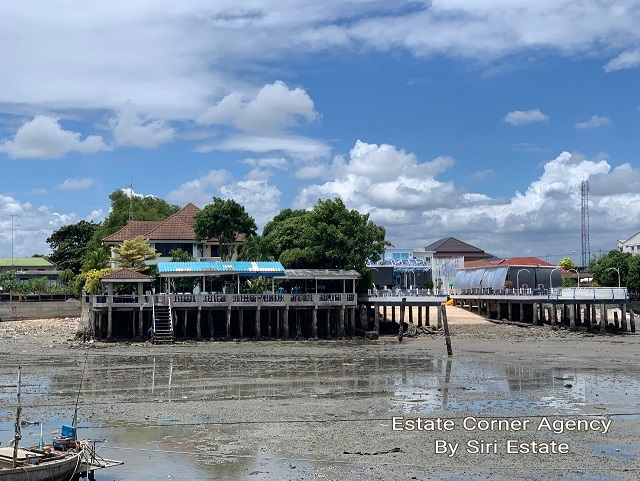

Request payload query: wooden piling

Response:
[441,305,453,356]
[398,298,406,342]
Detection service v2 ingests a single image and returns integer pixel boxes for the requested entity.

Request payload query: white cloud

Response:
[167,170,234,206]
[199,81,318,133]
[604,47,640,72]
[0,194,77,257]
[110,102,175,148]
[0,115,109,159]
[503,109,549,126]
[574,115,611,129]
[57,178,94,191]
[166,170,280,230]
[292,141,640,260]
[87,209,106,223]
[198,133,331,161]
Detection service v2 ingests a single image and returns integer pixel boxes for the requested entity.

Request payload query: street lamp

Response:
[545,252,551,262]
[568,268,580,286]
[549,267,561,289]
[605,267,621,288]
[516,268,531,290]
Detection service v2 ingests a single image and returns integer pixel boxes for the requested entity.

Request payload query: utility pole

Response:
[10,214,20,266]
[580,180,590,268]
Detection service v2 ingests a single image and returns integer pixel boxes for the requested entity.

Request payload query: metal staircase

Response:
[152,295,174,344]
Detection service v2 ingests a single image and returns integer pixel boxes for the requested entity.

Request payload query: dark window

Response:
[154,243,194,257]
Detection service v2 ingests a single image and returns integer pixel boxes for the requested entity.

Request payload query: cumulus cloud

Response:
[470,169,495,180]
[199,81,318,133]
[110,102,175,148]
[503,109,549,126]
[57,178,94,191]
[167,169,281,230]
[0,194,77,257]
[197,133,331,161]
[574,115,611,129]
[292,141,640,260]
[0,116,109,159]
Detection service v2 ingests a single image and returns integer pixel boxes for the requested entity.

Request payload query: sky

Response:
[1,1,640,267]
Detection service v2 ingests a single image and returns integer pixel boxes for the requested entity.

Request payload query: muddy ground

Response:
[1,308,639,481]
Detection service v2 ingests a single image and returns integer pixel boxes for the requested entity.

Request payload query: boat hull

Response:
[0,451,81,481]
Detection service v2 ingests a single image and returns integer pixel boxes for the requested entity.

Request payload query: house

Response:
[102,203,245,267]
[0,257,61,287]
[618,232,640,255]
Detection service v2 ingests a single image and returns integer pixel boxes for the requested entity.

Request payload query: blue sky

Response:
[1,1,640,266]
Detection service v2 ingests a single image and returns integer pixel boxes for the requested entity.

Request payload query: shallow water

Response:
[1,346,639,480]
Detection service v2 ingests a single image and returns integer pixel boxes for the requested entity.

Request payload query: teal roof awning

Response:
[157,261,285,277]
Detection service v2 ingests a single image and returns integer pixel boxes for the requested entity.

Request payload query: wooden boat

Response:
[1,366,122,481]
[0,446,82,481]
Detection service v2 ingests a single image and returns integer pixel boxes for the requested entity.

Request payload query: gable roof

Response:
[423,237,492,259]
[102,221,163,243]
[101,268,153,281]
[492,257,554,267]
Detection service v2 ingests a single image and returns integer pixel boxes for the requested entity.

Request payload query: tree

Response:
[591,250,633,289]
[111,235,160,272]
[558,257,576,270]
[194,198,257,261]
[83,247,111,271]
[238,235,275,262]
[169,248,194,262]
[87,189,180,253]
[47,221,99,274]
[303,198,385,270]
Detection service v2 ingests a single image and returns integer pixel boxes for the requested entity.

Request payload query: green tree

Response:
[591,250,632,289]
[303,198,385,270]
[87,189,180,253]
[170,248,194,262]
[111,235,160,272]
[74,268,113,295]
[238,235,275,261]
[558,257,576,270]
[83,247,111,271]
[194,197,257,261]
[47,220,99,274]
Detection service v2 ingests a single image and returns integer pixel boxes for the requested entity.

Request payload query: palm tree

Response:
[238,236,275,262]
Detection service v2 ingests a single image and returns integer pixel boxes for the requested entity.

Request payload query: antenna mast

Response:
[127,176,134,222]
[10,214,20,267]
[580,180,590,268]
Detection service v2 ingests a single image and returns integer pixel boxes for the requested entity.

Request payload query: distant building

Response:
[0,257,61,287]
[618,232,640,255]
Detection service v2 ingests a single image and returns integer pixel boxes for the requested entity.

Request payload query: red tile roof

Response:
[493,257,555,266]
[103,221,162,243]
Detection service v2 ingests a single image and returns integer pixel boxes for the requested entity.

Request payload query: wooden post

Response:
[408,304,413,325]
[359,304,367,331]
[591,304,597,331]
[551,303,557,326]
[284,307,290,338]
[326,309,331,338]
[441,305,453,356]
[255,307,261,339]
[340,307,346,338]
[569,304,576,330]
[418,305,423,327]
[239,308,244,338]
[519,303,524,323]
[138,310,143,339]
[182,309,188,339]
[196,308,202,340]
[621,304,628,332]
[276,309,281,339]
[533,303,539,326]
[107,307,113,340]
[398,297,406,342]
[267,309,272,339]
[226,308,231,339]
[425,305,430,326]
[437,305,442,329]
[350,308,356,338]
[208,310,214,340]
[312,307,318,339]
[486,302,491,320]
[630,309,636,333]
[508,302,512,322]
[374,305,380,334]
[600,303,607,333]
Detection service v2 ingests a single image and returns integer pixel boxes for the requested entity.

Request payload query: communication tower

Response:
[580,180,590,267]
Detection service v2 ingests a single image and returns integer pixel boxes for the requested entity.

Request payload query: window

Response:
[154,243,194,257]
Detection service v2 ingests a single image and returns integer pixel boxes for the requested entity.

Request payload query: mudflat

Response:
[1,308,639,481]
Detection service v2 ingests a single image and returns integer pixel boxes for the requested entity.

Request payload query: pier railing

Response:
[454,287,628,301]
[92,292,358,308]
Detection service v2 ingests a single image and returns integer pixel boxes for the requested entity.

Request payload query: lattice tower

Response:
[580,180,590,267]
